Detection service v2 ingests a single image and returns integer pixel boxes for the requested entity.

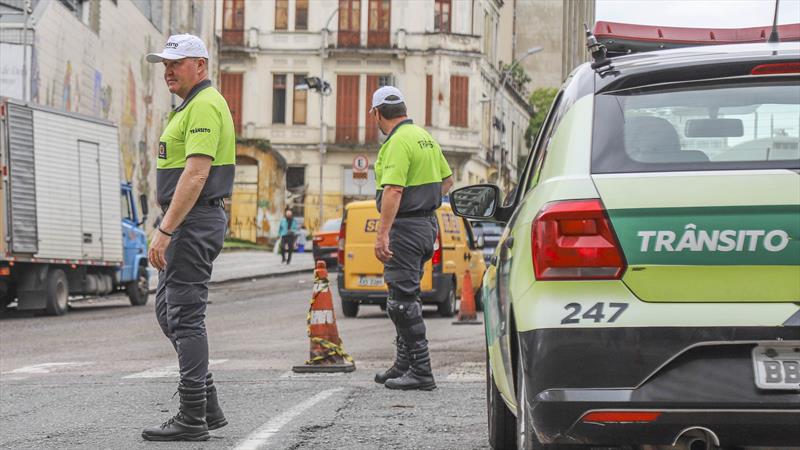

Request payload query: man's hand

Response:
[375,232,393,263]
[148,229,171,271]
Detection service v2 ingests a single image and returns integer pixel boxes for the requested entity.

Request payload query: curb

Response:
[147,266,316,294]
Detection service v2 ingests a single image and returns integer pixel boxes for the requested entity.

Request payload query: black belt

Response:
[396,209,435,219]
[161,198,224,213]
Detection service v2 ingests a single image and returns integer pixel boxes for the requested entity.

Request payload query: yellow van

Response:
[335,200,486,318]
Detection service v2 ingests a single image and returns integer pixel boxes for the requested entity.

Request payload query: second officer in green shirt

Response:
[371,86,454,391]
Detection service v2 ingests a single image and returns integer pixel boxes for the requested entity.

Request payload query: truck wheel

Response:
[126,264,149,306]
[437,280,457,317]
[341,300,359,318]
[44,269,69,316]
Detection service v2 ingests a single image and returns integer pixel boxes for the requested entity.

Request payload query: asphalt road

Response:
[0,273,487,449]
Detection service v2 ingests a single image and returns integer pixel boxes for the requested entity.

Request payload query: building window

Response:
[221,72,244,134]
[338,0,360,47]
[222,0,245,45]
[273,74,287,124]
[368,0,391,48]
[450,75,468,128]
[275,0,288,30]
[365,74,393,143]
[295,0,308,30]
[425,75,433,126]
[293,74,307,125]
[434,0,451,33]
[483,10,495,62]
[336,75,360,144]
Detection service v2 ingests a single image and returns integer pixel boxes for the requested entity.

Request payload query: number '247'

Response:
[561,302,628,325]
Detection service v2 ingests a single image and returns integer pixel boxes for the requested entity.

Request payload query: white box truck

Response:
[0,99,150,315]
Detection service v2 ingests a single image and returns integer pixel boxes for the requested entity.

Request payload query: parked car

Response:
[470,220,504,264]
[336,200,486,318]
[312,218,342,268]
[451,24,800,449]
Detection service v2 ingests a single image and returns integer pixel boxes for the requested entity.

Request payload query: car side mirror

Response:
[451,184,502,220]
[139,194,149,226]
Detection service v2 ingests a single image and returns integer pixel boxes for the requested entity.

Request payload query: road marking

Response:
[122,359,228,379]
[233,388,343,450]
[1,362,93,375]
[445,362,484,382]
[279,370,346,378]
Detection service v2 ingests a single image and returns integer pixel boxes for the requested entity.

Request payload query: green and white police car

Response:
[451,24,800,449]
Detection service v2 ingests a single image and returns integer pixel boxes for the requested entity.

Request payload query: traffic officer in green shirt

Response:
[370,86,454,391]
[142,34,235,442]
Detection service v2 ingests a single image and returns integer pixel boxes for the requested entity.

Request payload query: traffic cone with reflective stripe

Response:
[292,261,356,373]
[453,270,482,325]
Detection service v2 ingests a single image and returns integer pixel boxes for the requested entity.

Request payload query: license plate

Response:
[752,344,800,390]
[358,276,384,287]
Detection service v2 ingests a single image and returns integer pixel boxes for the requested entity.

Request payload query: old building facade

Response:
[0,0,217,225]
[217,0,531,236]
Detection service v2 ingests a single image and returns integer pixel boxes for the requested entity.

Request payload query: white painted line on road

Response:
[445,362,485,382]
[122,359,228,379]
[1,362,94,375]
[233,388,343,450]
[279,370,346,378]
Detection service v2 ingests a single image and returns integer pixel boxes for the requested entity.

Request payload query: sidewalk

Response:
[148,250,315,291]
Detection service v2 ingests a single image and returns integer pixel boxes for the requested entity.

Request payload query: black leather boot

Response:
[142,383,209,441]
[385,340,436,391]
[206,373,228,430]
[375,336,409,384]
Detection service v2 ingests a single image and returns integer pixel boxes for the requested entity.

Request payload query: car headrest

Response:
[625,116,681,155]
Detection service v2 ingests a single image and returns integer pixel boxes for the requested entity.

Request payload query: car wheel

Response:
[437,279,456,317]
[44,269,69,316]
[126,264,149,306]
[487,348,516,449]
[341,300,359,318]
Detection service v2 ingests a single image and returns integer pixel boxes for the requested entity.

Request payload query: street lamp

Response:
[295,76,332,230]
[493,46,541,191]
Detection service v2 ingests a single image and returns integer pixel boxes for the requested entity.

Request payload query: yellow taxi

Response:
[336,200,486,317]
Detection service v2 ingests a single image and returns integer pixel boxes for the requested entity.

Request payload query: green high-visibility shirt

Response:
[157,80,236,205]
[375,119,452,213]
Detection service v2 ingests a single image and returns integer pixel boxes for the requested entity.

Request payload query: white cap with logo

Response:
[371,86,405,110]
[146,34,209,63]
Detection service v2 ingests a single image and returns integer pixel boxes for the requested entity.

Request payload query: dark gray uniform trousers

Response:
[155,205,226,387]
[384,216,438,352]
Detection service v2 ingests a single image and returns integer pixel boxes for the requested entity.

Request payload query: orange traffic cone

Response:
[292,260,356,373]
[453,270,482,325]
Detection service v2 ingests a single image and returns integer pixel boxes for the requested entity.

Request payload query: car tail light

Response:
[581,411,661,423]
[531,199,626,280]
[431,232,442,266]
[751,62,800,75]
[337,220,346,266]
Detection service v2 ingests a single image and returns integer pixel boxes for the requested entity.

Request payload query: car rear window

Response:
[321,218,342,232]
[592,80,800,173]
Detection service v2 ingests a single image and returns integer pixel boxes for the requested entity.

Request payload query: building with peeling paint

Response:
[216,0,532,235]
[0,0,217,231]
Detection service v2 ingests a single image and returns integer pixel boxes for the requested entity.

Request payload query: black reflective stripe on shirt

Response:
[157,165,235,206]
[376,182,442,214]
[174,79,212,112]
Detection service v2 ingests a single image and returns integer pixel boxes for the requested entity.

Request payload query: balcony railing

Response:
[222,29,245,46]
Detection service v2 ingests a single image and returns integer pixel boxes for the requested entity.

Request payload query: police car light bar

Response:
[593,21,800,55]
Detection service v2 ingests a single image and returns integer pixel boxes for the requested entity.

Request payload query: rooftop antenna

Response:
[768,0,780,43]
[584,24,612,71]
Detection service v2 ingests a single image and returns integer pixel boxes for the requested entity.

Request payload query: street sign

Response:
[353,155,369,173]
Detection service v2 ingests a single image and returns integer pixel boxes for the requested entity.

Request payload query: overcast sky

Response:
[596,0,800,28]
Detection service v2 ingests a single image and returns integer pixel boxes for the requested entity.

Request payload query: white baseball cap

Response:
[146,34,209,63]
[371,86,405,110]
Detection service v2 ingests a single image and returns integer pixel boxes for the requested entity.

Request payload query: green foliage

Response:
[525,87,559,149]
[501,63,532,96]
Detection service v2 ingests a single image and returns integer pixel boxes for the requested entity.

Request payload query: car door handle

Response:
[504,237,514,249]
[463,253,471,261]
